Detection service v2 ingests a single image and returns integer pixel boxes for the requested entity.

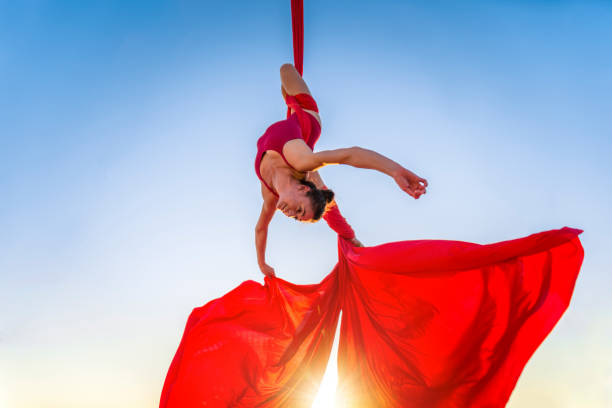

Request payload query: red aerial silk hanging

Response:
[160,228,583,407]
[287,0,304,120]
[160,2,585,406]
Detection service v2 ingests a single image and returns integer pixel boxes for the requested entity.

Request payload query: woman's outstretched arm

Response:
[284,142,428,199]
[255,183,278,277]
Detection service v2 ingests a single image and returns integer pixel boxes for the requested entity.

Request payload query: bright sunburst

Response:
[311,315,341,408]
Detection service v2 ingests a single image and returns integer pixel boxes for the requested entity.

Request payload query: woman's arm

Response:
[285,142,428,199]
[255,183,278,277]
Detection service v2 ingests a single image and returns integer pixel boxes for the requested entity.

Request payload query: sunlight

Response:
[311,314,341,408]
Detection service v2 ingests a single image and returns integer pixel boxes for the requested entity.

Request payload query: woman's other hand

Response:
[259,263,276,278]
[349,237,364,247]
[393,167,428,199]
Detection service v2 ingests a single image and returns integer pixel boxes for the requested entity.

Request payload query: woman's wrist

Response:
[388,163,404,178]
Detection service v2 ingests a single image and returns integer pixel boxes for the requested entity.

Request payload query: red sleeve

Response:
[323,202,355,240]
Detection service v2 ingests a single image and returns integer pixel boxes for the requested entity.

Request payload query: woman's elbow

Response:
[294,158,320,172]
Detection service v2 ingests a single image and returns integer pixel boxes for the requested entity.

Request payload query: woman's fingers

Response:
[350,237,364,247]
[396,173,428,199]
[260,263,276,278]
[402,186,418,198]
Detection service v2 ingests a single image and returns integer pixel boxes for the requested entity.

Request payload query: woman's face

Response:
[277,184,315,221]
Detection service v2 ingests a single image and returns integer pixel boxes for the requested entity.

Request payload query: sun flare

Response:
[311,317,341,408]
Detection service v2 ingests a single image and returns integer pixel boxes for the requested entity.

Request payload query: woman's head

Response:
[276,179,334,222]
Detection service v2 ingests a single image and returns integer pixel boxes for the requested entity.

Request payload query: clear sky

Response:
[1,1,611,407]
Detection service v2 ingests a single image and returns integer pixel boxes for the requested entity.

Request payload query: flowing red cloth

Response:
[160,271,342,408]
[160,227,584,407]
[336,227,584,407]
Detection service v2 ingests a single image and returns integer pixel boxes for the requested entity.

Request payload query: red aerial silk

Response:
[287,0,304,120]
[159,271,342,408]
[290,0,304,76]
[335,228,583,407]
[160,227,584,407]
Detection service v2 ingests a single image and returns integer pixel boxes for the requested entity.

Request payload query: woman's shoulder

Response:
[282,139,317,172]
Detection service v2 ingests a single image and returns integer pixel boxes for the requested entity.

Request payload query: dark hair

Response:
[299,179,335,221]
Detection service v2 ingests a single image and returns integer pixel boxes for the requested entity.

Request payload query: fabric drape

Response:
[160,270,342,408]
[160,227,583,407]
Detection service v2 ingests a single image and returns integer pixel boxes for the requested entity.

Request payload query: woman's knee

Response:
[280,63,297,76]
[280,63,310,95]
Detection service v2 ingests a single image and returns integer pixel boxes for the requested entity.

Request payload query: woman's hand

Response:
[259,262,276,278]
[350,237,364,247]
[393,167,428,199]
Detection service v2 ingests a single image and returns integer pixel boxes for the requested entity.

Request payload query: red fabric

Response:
[160,272,342,408]
[160,227,584,407]
[284,93,319,141]
[323,202,356,240]
[287,0,304,118]
[291,0,304,76]
[336,227,584,407]
[287,92,318,112]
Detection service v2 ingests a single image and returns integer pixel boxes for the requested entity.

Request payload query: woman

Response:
[255,63,428,277]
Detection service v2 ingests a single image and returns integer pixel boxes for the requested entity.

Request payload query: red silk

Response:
[323,203,356,240]
[291,0,303,76]
[160,227,584,407]
[336,227,584,407]
[284,93,318,141]
[160,272,342,408]
[287,0,304,119]
[286,93,318,112]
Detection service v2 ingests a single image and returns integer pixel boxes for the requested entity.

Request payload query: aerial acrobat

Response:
[254,62,427,277]
[159,1,584,407]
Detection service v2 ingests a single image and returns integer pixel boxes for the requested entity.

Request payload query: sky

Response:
[1,0,611,407]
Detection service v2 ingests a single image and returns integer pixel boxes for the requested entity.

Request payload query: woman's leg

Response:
[280,64,321,138]
[280,63,322,127]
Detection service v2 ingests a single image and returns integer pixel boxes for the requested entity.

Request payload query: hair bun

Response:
[322,189,335,204]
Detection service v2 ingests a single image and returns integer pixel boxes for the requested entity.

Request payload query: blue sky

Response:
[1,1,611,407]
